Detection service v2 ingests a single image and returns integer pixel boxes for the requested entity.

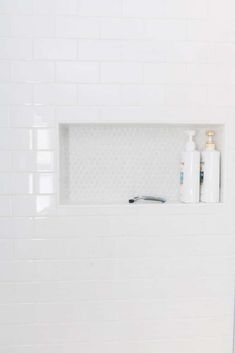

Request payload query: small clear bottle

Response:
[200,130,220,203]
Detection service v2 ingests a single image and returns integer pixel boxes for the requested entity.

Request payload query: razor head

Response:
[128,196,166,204]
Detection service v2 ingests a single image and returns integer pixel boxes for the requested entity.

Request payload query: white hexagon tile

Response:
[60,124,224,205]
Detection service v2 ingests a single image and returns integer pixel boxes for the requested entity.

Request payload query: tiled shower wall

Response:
[1,0,235,352]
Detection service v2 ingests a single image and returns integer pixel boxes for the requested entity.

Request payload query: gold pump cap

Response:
[206,130,216,150]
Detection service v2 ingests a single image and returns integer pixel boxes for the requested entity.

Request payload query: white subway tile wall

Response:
[0,0,235,352]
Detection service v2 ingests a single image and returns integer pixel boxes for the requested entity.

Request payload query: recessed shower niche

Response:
[59,124,224,205]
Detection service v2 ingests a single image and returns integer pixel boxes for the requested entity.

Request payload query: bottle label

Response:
[180,172,184,184]
[200,161,204,185]
[180,162,184,185]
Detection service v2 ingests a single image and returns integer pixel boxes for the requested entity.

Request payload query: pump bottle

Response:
[200,130,220,203]
[180,130,200,203]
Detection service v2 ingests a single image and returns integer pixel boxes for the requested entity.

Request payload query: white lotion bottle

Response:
[180,130,200,203]
[200,130,220,203]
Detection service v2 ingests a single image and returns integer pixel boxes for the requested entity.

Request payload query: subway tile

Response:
[165,42,208,63]
[33,129,55,150]
[33,0,77,15]
[187,63,235,85]
[207,0,235,19]
[56,106,100,123]
[34,38,77,60]
[32,301,117,323]
[11,151,35,171]
[0,217,33,238]
[34,216,111,238]
[10,173,34,194]
[55,0,77,14]
[0,61,10,82]
[114,297,233,321]
[0,196,11,216]
[10,106,55,128]
[141,214,233,236]
[0,106,10,127]
[34,83,77,105]
[124,0,166,17]
[208,87,235,107]
[0,0,33,14]
[186,64,213,85]
[11,15,55,37]
[0,323,36,345]
[56,62,99,83]
[193,338,233,353]
[0,261,34,282]
[121,85,165,106]
[35,152,55,171]
[0,83,33,105]
[12,129,33,150]
[207,43,235,63]
[29,280,134,302]
[166,0,207,18]
[115,257,159,279]
[11,61,55,83]
[12,195,36,216]
[11,151,55,172]
[0,283,36,303]
[165,86,207,105]
[0,322,75,345]
[0,129,33,150]
[0,38,32,59]
[0,151,11,171]
[0,303,35,324]
[226,151,235,200]
[0,173,11,194]
[12,195,56,216]
[14,237,115,259]
[121,39,167,62]
[143,63,187,83]
[187,19,212,41]
[34,173,55,194]
[115,255,232,279]
[100,63,143,83]
[188,19,235,42]
[100,106,152,122]
[79,0,123,16]
[0,239,14,259]
[35,195,56,215]
[33,0,57,15]
[34,259,116,281]
[78,39,122,61]
[146,19,188,40]
[56,16,100,38]
[78,84,121,106]
[107,215,220,238]
[101,18,144,39]
[0,15,11,36]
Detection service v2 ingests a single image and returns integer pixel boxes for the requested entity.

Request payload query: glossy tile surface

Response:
[0,0,235,352]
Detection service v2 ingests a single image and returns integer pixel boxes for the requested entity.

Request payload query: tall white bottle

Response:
[200,130,220,203]
[180,130,200,203]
